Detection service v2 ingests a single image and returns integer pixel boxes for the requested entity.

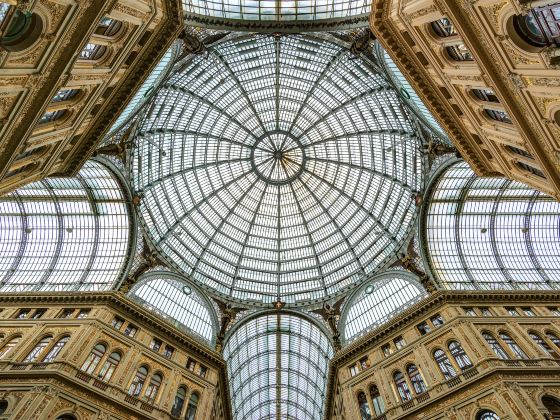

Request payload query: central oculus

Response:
[251,132,306,185]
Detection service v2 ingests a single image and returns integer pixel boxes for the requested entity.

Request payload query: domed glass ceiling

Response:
[132,34,423,305]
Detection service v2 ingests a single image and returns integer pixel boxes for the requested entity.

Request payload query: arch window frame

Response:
[171,385,187,417]
[42,335,70,363]
[448,341,473,370]
[357,391,372,420]
[498,331,528,360]
[0,336,20,360]
[529,331,560,358]
[98,350,121,382]
[81,343,106,374]
[482,332,510,360]
[185,392,199,420]
[22,335,53,363]
[433,348,457,380]
[369,384,385,416]
[393,370,413,402]
[144,372,163,403]
[128,365,149,397]
[406,364,427,394]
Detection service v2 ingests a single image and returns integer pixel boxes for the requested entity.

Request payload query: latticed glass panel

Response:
[132,34,423,305]
[0,160,132,292]
[128,273,217,345]
[223,313,333,420]
[424,160,560,290]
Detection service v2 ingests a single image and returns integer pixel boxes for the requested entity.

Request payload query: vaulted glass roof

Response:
[223,312,333,420]
[132,34,424,306]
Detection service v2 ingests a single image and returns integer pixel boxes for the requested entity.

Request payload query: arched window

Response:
[42,336,69,362]
[358,391,371,420]
[144,373,163,403]
[505,145,533,159]
[513,5,560,48]
[171,386,187,417]
[482,332,509,359]
[516,161,546,178]
[472,88,499,103]
[529,332,560,358]
[546,332,560,349]
[185,392,199,420]
[0,336,20,359]
[393,371,412,401]
[542,395,560,419]
[95,17,122,37]
[39,109,67,124]
[51,89,79,103]
[407,364,427,394]
[446,44,473,61]
[448,341,472,369]
[499,332,528,359]
[434,349,457,380]
[484,109,512,123]
[55,415,76,420]
[0,399,7,414]
[128,366,149,397]
[477,410,501,420]
[0,7,43,52]
[98,351,121,381]
[81,343,106,374]
[23,336,52,362]
[431,18,457,37]
[369,384,385,416]
[79,43,107,60]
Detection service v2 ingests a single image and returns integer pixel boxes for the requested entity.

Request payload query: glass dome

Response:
[132,34,424,305]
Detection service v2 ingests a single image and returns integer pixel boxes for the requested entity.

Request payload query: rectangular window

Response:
[60,309,74,319]
[15,309,30,319]
[359,356,370,369]
[417,322,431,335]
[548,307,560,316]
[430,314,445,326]
[111,316,124,330]
[522,307,535,316]
[186,358,196,371]
[480,307,492,317]
[124,324,138,337]
[77,309,90,319]
[163,345,174,359]
[31,309,46,319]
[381,344,392,357]
[463,307,476,316]
[507,308,519,316]
[394,336,406,350]
[150,338,162,352]
[199,365,207,378]
[349,364,358,377]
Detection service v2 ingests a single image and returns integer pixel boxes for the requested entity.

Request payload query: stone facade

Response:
[0,293,231,420]
[369,0,560,200]
[326,291,560,419]
[0,0,182,195]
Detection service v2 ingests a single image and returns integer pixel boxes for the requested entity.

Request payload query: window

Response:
[52,89,79,103]
[546,332,560,349]
[186,357,196,371]
[506,308,519,317]
[446,44,473,61]
[15,309,30,319]
[430,314,444,327]
[522,307,535,316]
[95,17,122,37]
[124,324,137,338]
[111,317,124,330]
[349,364,358,377]
[434,349,457,380]
[60,309,74,319]
[32,309,46,319]
[513,5,560,48]
[431,17,457,37]
[98,352,121,381]
[39,109,67,124]
[359,356,370,369]
[499,332,528,359]
[144,373,163,403]
[185,392,199,420]
[23,336,52,362]
[407,364,427,394]
[417,322,431,335]
[516,161,546,178]
[483,332,509,359]
[0,400,7,415]
[77,309,90,319]
[0,337,20,359]
[394,371,412,401]
[394,336,406,350]
[79,43,107,60]
[199,365,207,378]
[55,415,76,420]
[484,109,512,123]
[149,338,162,352]
[480,307,492,317]
[381,344,392,357]
[477,410,501,420]
[530,332,560,358]
[358,391,371,420]
[129,366,149,397]
[472,88,499,102]
[163,345,174,359]
[171,386,186,417]
[448,341,473,369]
[542,395,560,419]
[369,384,385,416]
[42,336,69,362]
[506,145,533,159]
[549,307,560,316]
[464,307,476,316]
[81,343,106,374]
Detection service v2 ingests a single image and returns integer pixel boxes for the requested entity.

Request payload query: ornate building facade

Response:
[369,0,560,200]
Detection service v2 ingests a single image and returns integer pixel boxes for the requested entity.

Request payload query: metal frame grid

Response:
[128,271,218,345]
[340,272,427,344]
[223,311,333,420]
[182,0,371,21]
[0,160,132,292]
[131,33,423,305]
[423,160,560,290]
